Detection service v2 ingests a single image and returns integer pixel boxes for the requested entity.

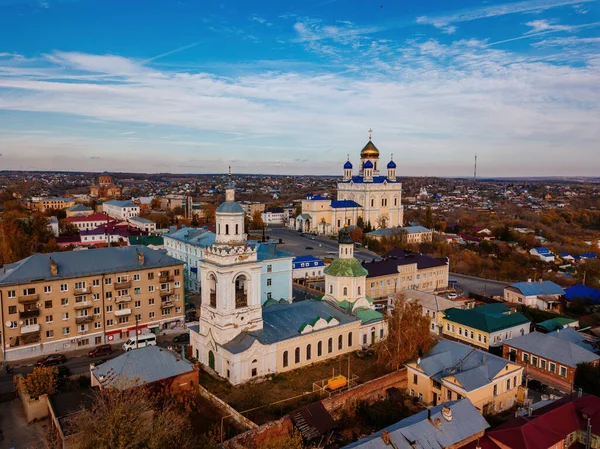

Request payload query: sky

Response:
[0,0,599,177]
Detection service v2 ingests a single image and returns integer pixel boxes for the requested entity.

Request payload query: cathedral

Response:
[295,133,404,235]
[189,187,386,385]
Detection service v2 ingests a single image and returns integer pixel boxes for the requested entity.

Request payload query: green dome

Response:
[324,258,368,277]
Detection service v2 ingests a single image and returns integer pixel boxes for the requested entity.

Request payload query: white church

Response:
[189,187,386,385]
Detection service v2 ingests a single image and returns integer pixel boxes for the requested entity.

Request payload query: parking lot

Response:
[266,226,381,262]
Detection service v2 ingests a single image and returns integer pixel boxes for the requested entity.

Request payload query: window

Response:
[93,293,100,301]
[95,322,101,329]
[541,359,547,370]
[175,281,180,288]
[549,362,556,373]
[267,279,272,286]
[446,323,450,331]
[267,265,272,273]
[148,272,154,280]
[7,290,15,298]
[413,374,418,385]
[513,376,517,388]
[283,351,289,367]
[46,315,53,323]
[358,286,361,295]
[106,292,112,299]
[62,312,69,320]
[135,314,142,321]
[106,319,113,326]
[174,269,180,276]
[133,274,140,281]
[348,333,353,347]
[60,283,68,292]
[62,327,70,335]
[106,305,113,312]
[74,281,86,290]
[134,288,141,295]
[329,285,333,294]
[149,298,155,306]
[149,311,155,319]
[470,331,474,339]
[507,379,511,390]
[118,316,129,324]
[295,347,300,364]
[44,285,52,293]
[105,278,112,285]
[447,390,452,400]
[523,353,529,364]
[338,335,343,350]
[92,279,100,287]
[363,334,367,345]
[343,287,347,296]
[149,285,155,292]
[93,307,100,315]
[135,300,141,308]
[493,385,498,396]
[8,306,16,315]
[306,344,312,360]
[380,328,384,339]
[46,330,54,338]
[459,327,463,336]
[559,366,567,378]
[478,334,482,342]
[531,356,538,367]
[328,338,333,353]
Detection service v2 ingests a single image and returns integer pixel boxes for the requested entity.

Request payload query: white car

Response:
[374,303,386,311]
[447,293,458,299]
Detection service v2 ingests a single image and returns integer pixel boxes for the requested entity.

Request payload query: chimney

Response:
[382,430,391,445]
[50,258,58,275]
[442,405,452,422]
[138,250,145,265]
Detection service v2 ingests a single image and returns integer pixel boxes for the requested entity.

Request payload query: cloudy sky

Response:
[0,0,599,176]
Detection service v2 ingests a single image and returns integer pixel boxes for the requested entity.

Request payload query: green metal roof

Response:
[128,235,164,246]
[537,317,577,332]
[355,307,384,325]
[323,258,368,277]
[444,303,530,334]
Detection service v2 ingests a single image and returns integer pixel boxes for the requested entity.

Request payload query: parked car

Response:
[528,379,547,393]
[374,303,386,311]
[91,359,108,367]
[88,344,113,358]
[173,333,190,344]
[447,293,458,299]
[305,246,314,250]
[36,354,67,367]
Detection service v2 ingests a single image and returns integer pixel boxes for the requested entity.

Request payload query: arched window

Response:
[234,274,248,308]
[371,199,374,207]
[328,338,333,353]
[394,198,398,206]
[208,274,217,308]
[338,335,343,350]
[294,347,301,363]
[235,224,239,234]
[329,285,333,294]
[348,332,353,347]
[358,286,361,295]
[283,351,289,368]
[225,224,229,235]
[218,224,221,234]
[317,341,322,357]
[306,344,312,360]
[343,287,348,296]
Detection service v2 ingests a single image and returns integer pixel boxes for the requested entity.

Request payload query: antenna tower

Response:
[474,154,477,181]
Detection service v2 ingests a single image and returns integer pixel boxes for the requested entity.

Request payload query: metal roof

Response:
[443,303,530,334]
[504,331,600,367]
[165,227,216,247]
[509,280,565,297]
[104,199,137,208]
[339,176,400,184]
[91,345,195,389]
[331,200,362,209]
[324,258,368,277]
[417,340,510,392]
[216,201,245,214]
[343,399,489,449]
[0,246,181,286]
[404,290,458,313]
[565,284,600,305]
[221,300,360,354]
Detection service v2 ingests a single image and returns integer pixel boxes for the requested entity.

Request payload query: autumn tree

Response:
[21,366,58,399]
[63,386,197,449]
[59,221,79,236]
[150,196,162,210]
[374,293,434,371]
[202,203,217,224]
[350,226,364,243]
[251,210,264,230]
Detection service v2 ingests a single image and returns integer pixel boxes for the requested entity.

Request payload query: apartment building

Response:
[103,199,140,220]
[0,246,184,362]
[31,197,75,212]
[64,213,117,231]
[362,249,449,299]
[406,340,524,415]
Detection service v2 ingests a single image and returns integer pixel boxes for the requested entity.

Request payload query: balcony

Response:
[12,332,41,346]
[74,287,90,295]
[161,300,175,308]
[19,309,40,319]
[74,301,93,310]
[20,323,41,334]
[114,308,132,317]
[159,275,174,283]
[115,295,132,304]
[76,316,94,324]
[114,280,131,289]
[18,293,39,304]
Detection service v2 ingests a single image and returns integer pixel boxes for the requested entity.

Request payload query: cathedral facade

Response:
[295,136,403,235]
[189,188,386,385]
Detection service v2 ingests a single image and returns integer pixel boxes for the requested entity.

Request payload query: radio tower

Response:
[474,154,477,181]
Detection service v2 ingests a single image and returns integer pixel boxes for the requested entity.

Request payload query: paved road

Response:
[449,273,508,297]
[266,227,381,262]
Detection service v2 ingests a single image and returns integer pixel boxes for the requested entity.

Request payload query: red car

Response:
[35,354,67,367]
[88,344,113,358]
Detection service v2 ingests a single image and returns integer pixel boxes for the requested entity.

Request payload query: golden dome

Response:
[360,140,380,159]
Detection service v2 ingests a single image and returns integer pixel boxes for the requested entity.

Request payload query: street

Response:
[449,273,508,297]
[266,226,381,262]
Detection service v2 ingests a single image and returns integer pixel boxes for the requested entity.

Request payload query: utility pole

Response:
[135,314,139,349]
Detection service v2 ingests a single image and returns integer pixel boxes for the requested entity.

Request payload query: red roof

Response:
[64,213,115,223]
[488,395,600,449]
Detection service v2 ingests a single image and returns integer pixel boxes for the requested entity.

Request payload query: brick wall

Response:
[222,415,293,449]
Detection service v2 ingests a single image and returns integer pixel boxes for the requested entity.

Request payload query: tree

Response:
[356,216,364,229]
[150,196,162,210]
[63,386,196,449]
[251,210,264,230]
[374,293,434,371]
[60,221,80,236]
[350,226,364,243]
[21,366,58,399]
[575,363,600,396]
[202,203,217,224]
[424,207,434,229]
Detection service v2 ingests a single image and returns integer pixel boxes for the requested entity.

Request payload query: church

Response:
[295,132,403,235]
[189,187,386,385]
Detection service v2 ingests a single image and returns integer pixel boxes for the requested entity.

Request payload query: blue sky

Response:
[0,0,599,176]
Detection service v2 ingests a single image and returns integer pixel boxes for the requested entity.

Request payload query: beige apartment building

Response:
[0,246,184,362]
[30,197,76,212]
[362,249,449,299]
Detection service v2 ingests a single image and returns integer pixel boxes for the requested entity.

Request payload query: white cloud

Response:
[0,36,599,176]
[524,19,573,33]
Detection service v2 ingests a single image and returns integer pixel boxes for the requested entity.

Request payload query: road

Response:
[0,332,188,394]
[449,273,508,297]
[266,227,381,262]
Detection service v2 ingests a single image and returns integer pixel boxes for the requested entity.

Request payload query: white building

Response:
[64,213,117,231]
[129,216,157,233]
[261,208,288,225]
[402,290,463,336]
[189,191,386,385]
[103,200,140,220]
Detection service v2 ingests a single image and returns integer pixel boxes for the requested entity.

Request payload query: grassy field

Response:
[199,350,391,425]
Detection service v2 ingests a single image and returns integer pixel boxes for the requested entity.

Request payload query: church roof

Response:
[324,258,368,277]
[360,140,380,158]
[221,300,360,354]
[387,160,396,169]
[344,160,353,169]
[363,160,373,169]
[216,201,244,214]
[330,200,362,209]
[339,176,400,184]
